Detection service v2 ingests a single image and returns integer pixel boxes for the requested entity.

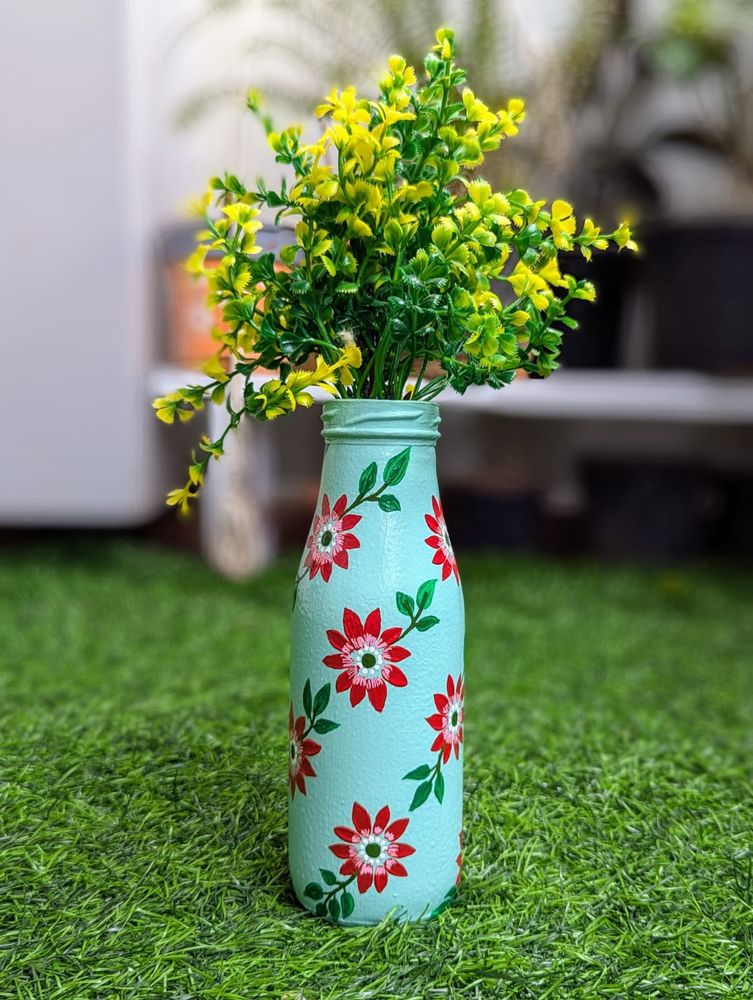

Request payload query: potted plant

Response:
[154,27,635,924]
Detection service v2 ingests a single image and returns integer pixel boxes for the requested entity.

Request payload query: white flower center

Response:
[446,698,463,734]
[351,643,384,678]
[356,832,389,866]
[317,520,338,552]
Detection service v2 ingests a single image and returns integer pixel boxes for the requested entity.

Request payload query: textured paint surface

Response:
[288,399,465,925]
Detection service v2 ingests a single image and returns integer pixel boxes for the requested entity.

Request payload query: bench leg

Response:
[200,398,277,579]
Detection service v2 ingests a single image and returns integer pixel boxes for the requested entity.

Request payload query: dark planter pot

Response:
[637,220,753,373]
[716,476,753,559]
[443,487,541,552]
[581,460,722,561]
[556,248,633,369]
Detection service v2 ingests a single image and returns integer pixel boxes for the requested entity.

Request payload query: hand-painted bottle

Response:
[288,399,464,924]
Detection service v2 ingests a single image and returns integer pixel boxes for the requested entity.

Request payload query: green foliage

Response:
[154,26,635,514]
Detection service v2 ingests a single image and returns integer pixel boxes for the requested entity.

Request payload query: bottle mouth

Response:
[321,399,441,444]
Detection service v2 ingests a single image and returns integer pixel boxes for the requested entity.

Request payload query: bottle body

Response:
[289,400,464,924]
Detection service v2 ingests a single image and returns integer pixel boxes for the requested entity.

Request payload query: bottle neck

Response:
[321,399,440,448]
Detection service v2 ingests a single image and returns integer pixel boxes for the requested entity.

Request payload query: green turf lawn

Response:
[1,540,752,999]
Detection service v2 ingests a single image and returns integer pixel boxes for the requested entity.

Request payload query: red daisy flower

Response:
[424,496,459,583]
[324,608,410,712]
[329,802,415,894]
[288,704,321,797]
[426,673,464,763]
[304,494,361,582]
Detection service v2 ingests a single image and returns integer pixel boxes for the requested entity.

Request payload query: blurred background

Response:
[3,0,753,574]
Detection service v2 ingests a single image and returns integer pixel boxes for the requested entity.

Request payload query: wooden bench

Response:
[150,367,753,576]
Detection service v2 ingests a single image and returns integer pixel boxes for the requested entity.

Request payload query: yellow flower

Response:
[550,199,576,250]
[201,356,230,383]
[434,27,455,60]
[511,310,530,327]
[537,257,568,288]
[578,217,609,260]
[152,392,182,424]
[497,97,526,136]
[374,103,415,129]
[468,179,492,207]
[337,343,363,387]
[508,262,551,310]
[184,245,209,277]
[462,88,497,127]
[166,484,194,515]
[386,55,416,87]
[573,281,597,302]
[315,87,370,128]
[614,221,638,252]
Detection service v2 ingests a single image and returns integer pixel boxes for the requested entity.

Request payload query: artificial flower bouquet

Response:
[154,27,636,511]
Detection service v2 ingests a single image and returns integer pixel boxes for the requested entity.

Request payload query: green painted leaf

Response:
[416,579,436,611]
[313,718,339,734]
[304,882,323,899]
[378,494,401,512]
[396,592,415,617]
[410,781,433,810]
[319,869,337,885]
[302,679,312,717]
[403,763,431,781]
[434,769,445,803]
[341,890,355,919]
[313,683,330,717]
[383,448,411,486]
[359,462,377,495]
[328,895,341,921]
[315,902,327,917]
[416,615,440,632]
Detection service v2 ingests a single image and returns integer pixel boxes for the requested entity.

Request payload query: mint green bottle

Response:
[288,400,465,924]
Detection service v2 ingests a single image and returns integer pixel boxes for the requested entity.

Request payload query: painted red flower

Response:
[324,608,410,712]
[329,802,415,893]
[424,496,459,583]
[456,829,464,886]
[427,673,464,763]
[304,494,361,582]
[288,704,321,797]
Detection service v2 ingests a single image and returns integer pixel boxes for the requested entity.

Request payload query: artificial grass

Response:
[1,540,752,999]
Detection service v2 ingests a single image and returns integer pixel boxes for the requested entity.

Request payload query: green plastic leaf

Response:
[410,781,433,811]
[383,448,411,486]
[403,763,431,781]
[416,579,436,611]
[313,683,330,717]
[378,494,401,512]
[304,882,323,899]
[328,896,341,921]
[359,462,377,496]
[302,679,312,718]
[335,281,359,294]
[313,718,339,734]
[396,592,415,617]
[434,769,445,803]
[416,615,440,632]
[319,869,337,886]
[341,890,355,919]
